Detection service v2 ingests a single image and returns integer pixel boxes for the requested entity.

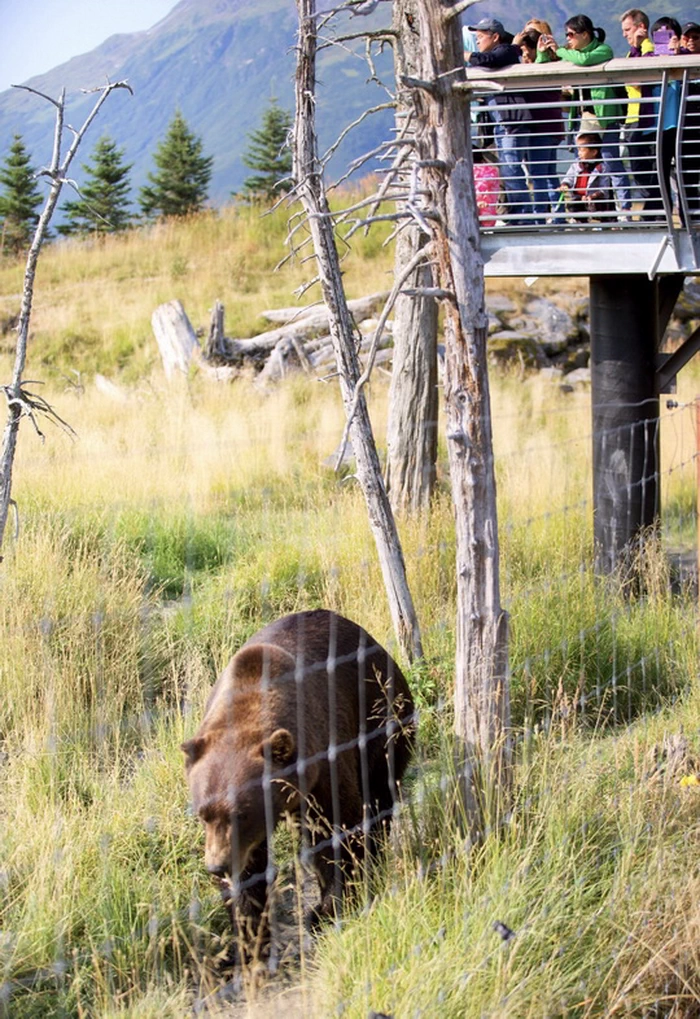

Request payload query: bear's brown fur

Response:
[182,609,414,957]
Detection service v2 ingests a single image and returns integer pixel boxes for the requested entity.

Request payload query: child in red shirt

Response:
[559,132,614,221]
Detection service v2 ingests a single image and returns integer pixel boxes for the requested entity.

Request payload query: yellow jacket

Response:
[626,38,654,124]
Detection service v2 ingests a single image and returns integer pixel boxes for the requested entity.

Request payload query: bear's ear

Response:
[181,737,206,767]
[264,728,296,765]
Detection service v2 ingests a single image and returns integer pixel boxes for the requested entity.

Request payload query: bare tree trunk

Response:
[411,1,511,836]
[385,0,439,515]
[293,0,423,663]
[0,82,131,555]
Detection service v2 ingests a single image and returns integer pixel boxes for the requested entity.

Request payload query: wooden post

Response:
[411,1,511,835]
[293,0,423,663]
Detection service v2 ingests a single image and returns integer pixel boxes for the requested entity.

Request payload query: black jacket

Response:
[468,43,521,69]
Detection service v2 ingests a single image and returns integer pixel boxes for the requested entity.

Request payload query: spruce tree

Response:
[0,135,43,256]
[241,100,293,202]
[59,135,133,235]
[139,111,213,219]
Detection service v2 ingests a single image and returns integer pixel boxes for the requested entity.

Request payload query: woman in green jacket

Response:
[537,15,631,213]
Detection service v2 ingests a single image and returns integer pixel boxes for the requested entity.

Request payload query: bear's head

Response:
[182,725,297,878]
[182,644,303,881]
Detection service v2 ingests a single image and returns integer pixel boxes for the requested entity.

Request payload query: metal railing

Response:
[464,56,700,267]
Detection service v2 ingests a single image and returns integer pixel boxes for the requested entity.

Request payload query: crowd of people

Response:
[463,10,700,226]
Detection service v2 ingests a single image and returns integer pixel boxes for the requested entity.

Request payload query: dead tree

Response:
[293,0,423,663]
[0,81,132,556]
[384,0,439,515]
[407,1,510,835]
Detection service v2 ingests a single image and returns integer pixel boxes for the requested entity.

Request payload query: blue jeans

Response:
[626,128,655,201]
[494,126,532,224]
[525,138,561,221]
[600,127,631,211]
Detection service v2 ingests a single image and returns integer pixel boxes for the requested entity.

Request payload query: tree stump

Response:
[152,300,200,379]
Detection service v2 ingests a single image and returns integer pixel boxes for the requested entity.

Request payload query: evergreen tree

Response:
[58,135,133,235]
[0,135,43,256]
[241,100,293,202]
[139,111,213,219]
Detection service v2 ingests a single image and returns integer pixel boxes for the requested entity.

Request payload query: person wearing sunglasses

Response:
[537,15,631,215]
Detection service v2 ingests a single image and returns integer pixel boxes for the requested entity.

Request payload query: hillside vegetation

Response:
[0,211,698,1017]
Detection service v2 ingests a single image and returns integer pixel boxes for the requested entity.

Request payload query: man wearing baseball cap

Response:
[466,17,533,224]
[466,18,520,68]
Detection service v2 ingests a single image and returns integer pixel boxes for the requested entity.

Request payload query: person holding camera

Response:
[536,15,631,215]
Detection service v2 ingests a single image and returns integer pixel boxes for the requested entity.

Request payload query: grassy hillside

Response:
[0,197,394,382]
[0,211,698,1016]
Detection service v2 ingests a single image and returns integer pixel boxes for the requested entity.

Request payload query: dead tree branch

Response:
[321,102,396,167]
[334,242,433,467]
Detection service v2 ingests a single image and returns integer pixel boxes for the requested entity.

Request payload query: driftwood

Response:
[152,295,395,383]
[259,291,388,325]
[228,292,388,359]
[256,335,314,386]
[151,300,236,381]
[152,300,199,379]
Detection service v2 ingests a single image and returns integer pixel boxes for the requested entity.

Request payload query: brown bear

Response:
[181,609,414,958]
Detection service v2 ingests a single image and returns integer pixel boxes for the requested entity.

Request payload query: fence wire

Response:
[0,386,698,1017]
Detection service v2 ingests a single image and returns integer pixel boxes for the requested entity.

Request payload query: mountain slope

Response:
[0,0,393,212]
[1,0,699,217]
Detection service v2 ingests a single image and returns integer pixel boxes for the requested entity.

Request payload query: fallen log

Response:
[228,303,392,358]
[256,336,314,386]
[258,291,389,326]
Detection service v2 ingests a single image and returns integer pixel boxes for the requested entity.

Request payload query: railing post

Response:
[696,395,700,604]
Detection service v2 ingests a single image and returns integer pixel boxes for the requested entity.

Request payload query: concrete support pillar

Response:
[589,275,660,573]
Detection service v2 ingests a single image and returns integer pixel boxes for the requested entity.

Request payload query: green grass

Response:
[313,693,700,1017]
[1,210,699,1016]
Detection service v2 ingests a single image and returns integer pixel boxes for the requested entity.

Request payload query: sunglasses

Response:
[565,30,580,37]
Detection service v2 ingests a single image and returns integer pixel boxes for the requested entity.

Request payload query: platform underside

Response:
[480,227,700,278]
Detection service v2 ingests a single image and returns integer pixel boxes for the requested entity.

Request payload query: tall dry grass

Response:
[0,210,698,1015]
